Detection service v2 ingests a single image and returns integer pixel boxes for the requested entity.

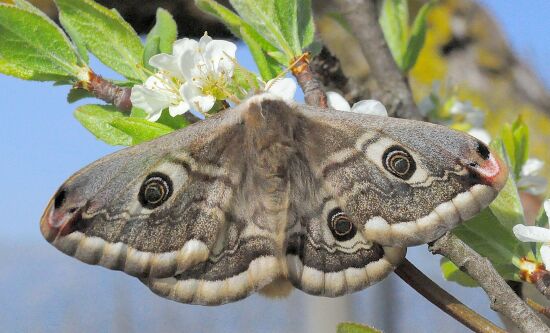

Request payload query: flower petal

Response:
[188,108,206,120]
[517,175,548,196]
[205,40,237,74]
[192,94,215,113]
[521,158,544,176]
[168,101,190,117]
[181,82,215,113]
[467,128,491,145]
[146,109,163,122]
[198,33,213,51]
[149,54,182,80]
[327,91,351,112]
[351,100,388,116]
[172,38,197,57]
[177,39,200,81]
[513,224,550,242]
[541,245,550,269]
[130,85,171,117]
[266,78,297,100]
[544,199,550,218]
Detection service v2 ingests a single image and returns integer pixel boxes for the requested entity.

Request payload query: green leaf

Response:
[337,322,382,333]
[195,0,284,64]
[231,57,263,97]
[229,0,294,57]
[452,208,521,280]
[110,117,174,145]
[536,200,549,229]
[489,140,526,228]
[296,0,314,51]
[440,258,478,287]
[402,1,432,72]
[142,35,161,72]
[240,26,279,80]
[0,4,81,80]
[535,199,550,263]
[67,88,93,103]
[157,110,190,130]
[74,104,132,146]
[379,0,408,69]
[55,0,146,81]
[143,8,177,69]
[62,19,89,65]
[196,0,247,38]
[273,0,314,55]
[501,116,530,180]
[274,0,298,54]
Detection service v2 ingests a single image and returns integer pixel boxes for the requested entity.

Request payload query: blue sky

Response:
[1,2,549,242]
[479,0,550,86]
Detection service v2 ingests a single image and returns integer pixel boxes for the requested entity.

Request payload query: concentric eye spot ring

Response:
[138,172,173,209]
[328,208,356,241]
[383,145,416,180]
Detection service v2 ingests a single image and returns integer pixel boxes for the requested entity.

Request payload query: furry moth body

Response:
[41,95,507,305]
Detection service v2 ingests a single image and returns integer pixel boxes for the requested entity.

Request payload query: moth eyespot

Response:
[475,140,490,160]
[383,145,416,180]
[328,208,356,241]
[54,189,67,209]
[138,172,173,209]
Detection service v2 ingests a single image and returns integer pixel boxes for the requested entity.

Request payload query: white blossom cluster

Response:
[132,32,388,122]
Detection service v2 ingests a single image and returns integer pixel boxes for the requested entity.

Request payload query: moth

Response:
[40,94,507,305]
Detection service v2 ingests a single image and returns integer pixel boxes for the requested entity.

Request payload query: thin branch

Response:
[77,70,132,113]
[430,233,550,333]
[530,268,550,300]
[527,298,550,319]
[291,54,328,108]
[395,259,506,333]
[332,0,423,120]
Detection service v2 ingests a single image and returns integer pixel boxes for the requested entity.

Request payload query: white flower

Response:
[450,101,485,127]
[179,33,237,113]
[522,158,544,176]
[264,77,297,100]
[326,91,388,116]
[467,128,491,145]
[130,72,189,121]
[449,100,492,144]
[518,158,548,195]
[513,200,550,268]
[148,39,194,80]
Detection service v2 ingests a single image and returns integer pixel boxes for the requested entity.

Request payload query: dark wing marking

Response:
[284,153,405,296]
[292,103,506,247]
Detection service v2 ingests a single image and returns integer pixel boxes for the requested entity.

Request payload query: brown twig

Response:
[430,233,550,333]
[290,53,328,108]
[332,0,423,120]
[527,298,550,319]
[395,259,506,333]
[528,267,550,300]
[77,70,132,113]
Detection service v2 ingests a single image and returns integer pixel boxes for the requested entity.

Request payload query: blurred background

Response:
[1,0,549,332]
